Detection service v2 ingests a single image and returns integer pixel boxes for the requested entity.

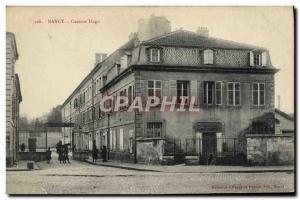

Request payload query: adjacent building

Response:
[6,32,22,166]
[19,131,63,151]
[62,15,279,164]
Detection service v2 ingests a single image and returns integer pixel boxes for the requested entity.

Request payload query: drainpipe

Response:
[92,78,95,150]
[107,113,110,160]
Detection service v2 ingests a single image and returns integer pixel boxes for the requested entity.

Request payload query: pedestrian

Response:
[92,145,99,163]
[20,143,25,152]
[207,154,215,165]
[56,141,62,154]
[58,145,63,164]
[64,144,70,164]
[46,147,52,164]
[101,146,107,162]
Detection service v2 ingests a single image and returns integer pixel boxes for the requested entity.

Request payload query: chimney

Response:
[137,14,171,41]
[196,26,209,37]
[128,32,138,40]
[95,53,107,65]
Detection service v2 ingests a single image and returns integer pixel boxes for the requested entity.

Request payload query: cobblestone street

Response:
[6,155,294,194]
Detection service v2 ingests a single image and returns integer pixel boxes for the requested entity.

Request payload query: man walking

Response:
[46,147,52,164]
[64,145,70,164]
[92,145,99,163]
[101,146,107,162]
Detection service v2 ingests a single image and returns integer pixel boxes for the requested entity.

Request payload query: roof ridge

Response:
[207,35,266,50]
[140,29,184,44]
[141,29,266,50]
[275,108,294,121]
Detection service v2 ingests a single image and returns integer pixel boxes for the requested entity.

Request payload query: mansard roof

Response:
[141,30,266,51]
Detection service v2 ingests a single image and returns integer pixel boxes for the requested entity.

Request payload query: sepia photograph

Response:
[5,6,295,195]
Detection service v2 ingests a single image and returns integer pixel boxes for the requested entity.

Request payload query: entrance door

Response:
[202,133,217,156]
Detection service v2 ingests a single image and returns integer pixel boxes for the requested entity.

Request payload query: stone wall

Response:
[246,134,294,165]
[136,139,164,164]
[19,152,48,162]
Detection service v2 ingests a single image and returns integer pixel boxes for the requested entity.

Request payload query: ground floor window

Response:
[119,128,124,151]
[146,122,162,138]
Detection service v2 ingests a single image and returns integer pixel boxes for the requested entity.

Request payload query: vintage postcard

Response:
[6,6,295,195]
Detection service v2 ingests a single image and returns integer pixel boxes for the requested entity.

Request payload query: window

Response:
[128,86,133,104]
[74,99,78,108]
[113,130,117,150]
[177,81,190,104]
[215,82,222,105]
[203,81,222,106]
[102,76,107,86]
[109,131,113,150]
[82,113,85,124]
[252,83,265,106]
[203,81,214,105]
[227,82,241,106]
[98,77,102,91]
[119,129,124,151]
[254,53,261,65]
[95,80,98,94]
[250,51,267,67]
[203,49,214,64]
[150,49,160,62]
[129,137,133,154]
[146,122,162,138]
[148,80,162,98]
[116,63,121,75]
[82,92,86,104]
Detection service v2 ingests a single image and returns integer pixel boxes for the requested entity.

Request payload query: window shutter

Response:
[163,80,169,97]
[209,50,214,64]
[159,49,163,63]
[168,80,177,97]
[261,51,267,66]
[121,55,128,70]
[203,50,208,64]
[190,80,198,106]
[249,51,254,66]
[145,48,150,62]
[199,81,204,107]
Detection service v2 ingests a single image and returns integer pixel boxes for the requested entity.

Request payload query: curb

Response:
[83,160,294,174]
[84,160,161,172]
[216,169,294,174]
[6,169,39,172]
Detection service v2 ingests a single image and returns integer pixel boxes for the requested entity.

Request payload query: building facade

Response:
[19,131,63,151]
[62,15,278,164]
[6,32,22,166]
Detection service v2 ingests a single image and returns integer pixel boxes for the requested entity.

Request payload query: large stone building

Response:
[6,32,22,166]
[62,15,278,164]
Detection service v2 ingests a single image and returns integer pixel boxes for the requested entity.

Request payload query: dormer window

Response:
[102,75,107,86]
[203,49,214,65]
[254,53,261,65]
[250,51,267,67]
[150,48,160,62]
[115,63,121,75]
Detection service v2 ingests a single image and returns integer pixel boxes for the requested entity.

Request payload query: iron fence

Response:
[165,137,247,165]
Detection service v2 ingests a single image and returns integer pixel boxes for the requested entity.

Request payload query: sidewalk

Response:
[6,160,40,171]
[85,158,294,173]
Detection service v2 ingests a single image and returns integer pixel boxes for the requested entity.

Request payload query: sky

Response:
[6,6,294,119]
